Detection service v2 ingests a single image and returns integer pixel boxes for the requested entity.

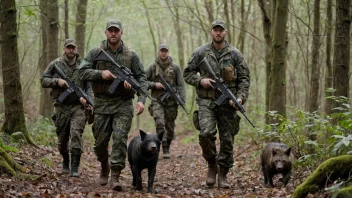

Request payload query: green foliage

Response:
[260,97,352,170]
[27,116,56,146]
[0,137,19,152]
[40,157,53,168]
[181,131,199,144]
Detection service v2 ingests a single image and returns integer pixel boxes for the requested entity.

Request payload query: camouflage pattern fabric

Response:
[150,102,178,140]
[92,99,133,170]
[79,40,148,169]
[183,40,250,168]
[41,55,93,155]
[54,104,86,154]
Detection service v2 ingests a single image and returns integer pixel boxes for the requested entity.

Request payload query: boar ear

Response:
[285,147,291,156]
[140,129,147,141]
[157,132,164,141]
[272,148,277,156]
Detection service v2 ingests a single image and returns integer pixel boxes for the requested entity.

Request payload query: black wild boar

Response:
[260,142,293,187]
[128,130,164,193]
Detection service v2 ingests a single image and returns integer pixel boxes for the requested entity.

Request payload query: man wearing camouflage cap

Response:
[145,44,186,159]
[79,20,148,191]
[41,38,93,177]
[184,20,250,188]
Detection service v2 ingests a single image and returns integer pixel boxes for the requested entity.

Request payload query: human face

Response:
[64,45,77,59]
[105,27,123,46]
[210,26,227,44]
[158,49,169,61]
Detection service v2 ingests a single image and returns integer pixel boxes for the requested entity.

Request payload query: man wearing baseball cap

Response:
[145,44,186,159]
[184,20,251,188]
[79,20,148,191]
[40,38,93,177]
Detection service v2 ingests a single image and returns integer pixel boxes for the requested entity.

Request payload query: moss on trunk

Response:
[0,146,25,176]
[292,155,352,198]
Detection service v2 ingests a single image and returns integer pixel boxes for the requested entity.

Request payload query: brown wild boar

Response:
[260,142,292,187]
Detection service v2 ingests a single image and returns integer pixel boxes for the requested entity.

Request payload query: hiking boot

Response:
[218,166,230,188]
[110,169,122,191]
[61,152,70,174]
[206,159,218,187]
[70,149,81,177]
[99,160,110,186]
[162,140,170,159]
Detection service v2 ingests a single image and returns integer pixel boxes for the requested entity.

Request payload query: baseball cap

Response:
[211,20,227,30]
[158,44,169,51]
[64,38,77,48]
[106,20,122,30]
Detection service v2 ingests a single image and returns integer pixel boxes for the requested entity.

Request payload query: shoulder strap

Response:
[123,45,132,67]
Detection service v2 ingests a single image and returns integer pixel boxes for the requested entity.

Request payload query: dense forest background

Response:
[0,0,351,197]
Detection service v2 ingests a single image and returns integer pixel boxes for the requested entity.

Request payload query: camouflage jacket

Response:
[79,40,148,114]
[40,54,93,107]
[145,56,186,106]
[183,41,250,107]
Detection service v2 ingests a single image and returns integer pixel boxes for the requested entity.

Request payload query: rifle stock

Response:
[197,58,255,128]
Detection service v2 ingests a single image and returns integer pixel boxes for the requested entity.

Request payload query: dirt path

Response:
[0,130,300,197]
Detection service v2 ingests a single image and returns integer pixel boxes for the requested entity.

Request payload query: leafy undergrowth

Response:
[0,130,329,198]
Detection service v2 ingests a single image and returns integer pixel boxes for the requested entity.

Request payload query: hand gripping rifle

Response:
[95,49,151,99]
[53,63,94,109]
[197,58,255,128]
[158,74,189,114]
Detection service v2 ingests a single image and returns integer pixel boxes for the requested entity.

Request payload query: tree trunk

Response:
[64,0,69,38]
[166,1,185,70]
[292,155,352,198]
[204,0,214,24]
[223,0,231,44]
[269,0,289,119]
[308,0,321,113]
[333,0,351,103]
[0,0,33,144]
[324,0,333,115]
[141,0,157,54]
[237,0,252,53]
[307,0,321,146]
[257,0,272,124]
[39,0,57,119]
[75,0,88,56]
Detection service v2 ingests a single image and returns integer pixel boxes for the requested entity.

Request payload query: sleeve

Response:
[130,51,148,104]
[84,82,94,106]
[175,65,186,102]
[183,48,203,87]
[79,47,103,81]
[234,50,250,104]
[40,61,60,88]
[145,63,156,90]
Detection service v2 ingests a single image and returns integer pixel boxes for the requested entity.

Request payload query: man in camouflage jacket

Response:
[145,44,186,159]
[41,38,93,177]
[79,20,148,191]
[183,20,250,188]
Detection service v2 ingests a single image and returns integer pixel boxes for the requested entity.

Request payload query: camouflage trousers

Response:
[92,99,133,170]
[150,102,178,141]
[54,104,86,154]
[198,103,240,168]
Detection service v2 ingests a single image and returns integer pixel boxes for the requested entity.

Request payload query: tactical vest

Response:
[197,44,238,100]
[150,61,176,99]
[92,42,134,99]
[51,56,82,105]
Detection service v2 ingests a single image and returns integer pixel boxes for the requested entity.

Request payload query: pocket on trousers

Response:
[193,110,201,130]
[148,105,153,117]
[234,114,241,135]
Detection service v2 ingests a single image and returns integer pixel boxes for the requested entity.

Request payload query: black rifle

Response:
[197,58,255,128]
[158,74,189,114]
[94,49,151,99]
[53,63,94,109]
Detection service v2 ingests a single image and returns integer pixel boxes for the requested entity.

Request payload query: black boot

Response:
[218,166,231,188]
[110,168,122,191]
[60,151,70,174]
[71,149,81,177]
[206,158,218,187]
[162,140,170,159]
[99,159,110,186]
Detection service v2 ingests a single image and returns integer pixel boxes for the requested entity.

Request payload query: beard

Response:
[213,36,225,44]
[65,52,76,59]
[108,37,119,45]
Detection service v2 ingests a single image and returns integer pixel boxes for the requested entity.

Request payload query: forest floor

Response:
[0,129,327,198]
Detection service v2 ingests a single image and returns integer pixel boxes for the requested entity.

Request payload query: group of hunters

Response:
[40,19,250,190]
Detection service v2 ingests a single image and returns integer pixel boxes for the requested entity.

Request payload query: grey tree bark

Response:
[75,0,88,56]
